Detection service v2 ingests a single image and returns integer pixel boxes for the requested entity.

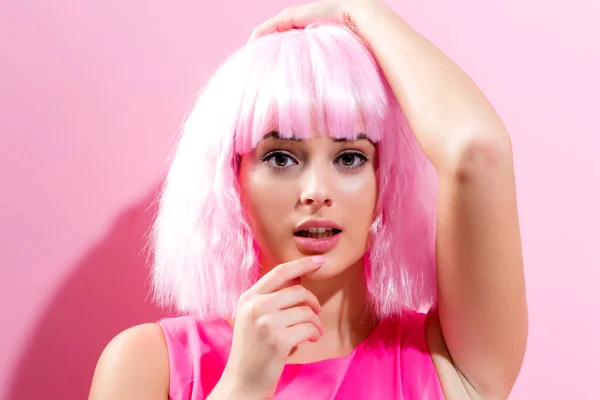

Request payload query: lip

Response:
[293,219,342,254]
[294,219,342,232]
[294,234,341,254]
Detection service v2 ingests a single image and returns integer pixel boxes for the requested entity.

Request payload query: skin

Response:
[89,1,528,399]
[236,134,379,359]
[239,134,376,284]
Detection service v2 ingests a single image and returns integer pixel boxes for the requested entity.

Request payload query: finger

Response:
[278,306,324,334]
[249,12,296,41]
[263,284,321,315]
[256,306,323,334]
[251,256,325,295]
[283,322,322,351]
[248,2,329,42]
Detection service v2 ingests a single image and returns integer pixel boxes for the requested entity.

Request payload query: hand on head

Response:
[248,0,378,42]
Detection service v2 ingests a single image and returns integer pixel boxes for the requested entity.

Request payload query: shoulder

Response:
[89,323,169,400]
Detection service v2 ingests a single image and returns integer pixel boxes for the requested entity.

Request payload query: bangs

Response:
[234,24,389,154]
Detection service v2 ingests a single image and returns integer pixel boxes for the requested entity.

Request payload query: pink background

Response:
[1,0,598,399]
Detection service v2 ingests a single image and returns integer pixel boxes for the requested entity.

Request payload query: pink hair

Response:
[150,23,438,320]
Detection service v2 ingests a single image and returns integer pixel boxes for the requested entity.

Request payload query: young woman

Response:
[90,1,527,399]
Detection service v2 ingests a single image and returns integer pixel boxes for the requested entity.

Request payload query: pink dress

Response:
[158,311,445,399]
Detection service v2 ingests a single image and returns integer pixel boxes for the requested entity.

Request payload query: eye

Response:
[261,151,298,169]
[335,151,369,169]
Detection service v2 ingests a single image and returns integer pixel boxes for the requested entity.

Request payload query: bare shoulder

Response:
[89,323,169,400]
[425,310,486,400]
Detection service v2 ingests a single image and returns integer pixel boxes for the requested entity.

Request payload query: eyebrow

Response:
[262,131,375,145]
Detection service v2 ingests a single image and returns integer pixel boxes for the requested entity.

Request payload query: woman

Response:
[90,1,527,399]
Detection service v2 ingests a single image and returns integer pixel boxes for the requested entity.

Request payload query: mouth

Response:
[293,223,343,254]
[293,227,342,239]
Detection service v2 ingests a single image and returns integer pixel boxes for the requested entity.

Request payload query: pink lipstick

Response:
[293,219,342,254]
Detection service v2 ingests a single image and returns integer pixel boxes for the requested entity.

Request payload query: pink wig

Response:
[150,23,438,320]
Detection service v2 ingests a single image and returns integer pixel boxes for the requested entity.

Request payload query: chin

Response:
[301,264,341,281]
[299,251,365,281]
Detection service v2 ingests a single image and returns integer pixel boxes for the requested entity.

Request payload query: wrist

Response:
[347,0,388,32]
[348,0,404,49]
[210,372,267,400]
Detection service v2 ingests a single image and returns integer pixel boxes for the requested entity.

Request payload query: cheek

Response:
[239,166,293,237]
[337,170,377,248]
[338,175,363,193]
[338,169,377,209]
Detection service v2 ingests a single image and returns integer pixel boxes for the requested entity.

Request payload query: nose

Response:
[299,164,333,208]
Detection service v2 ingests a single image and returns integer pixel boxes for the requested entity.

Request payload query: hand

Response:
[248,0,380,42]
[216,256,325,399]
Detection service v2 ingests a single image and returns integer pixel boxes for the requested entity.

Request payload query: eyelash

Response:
[260,150,370,172]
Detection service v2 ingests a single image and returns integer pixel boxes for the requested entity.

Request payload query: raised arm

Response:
[250,1,528,398]
[352,3,527,398]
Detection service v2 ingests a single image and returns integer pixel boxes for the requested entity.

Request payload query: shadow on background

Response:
[7,188,169,400]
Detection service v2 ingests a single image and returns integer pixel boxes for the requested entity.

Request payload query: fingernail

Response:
[311,256,325,265]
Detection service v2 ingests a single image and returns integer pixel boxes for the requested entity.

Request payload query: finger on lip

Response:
[296,257,325,282]
[311,255,325,265]
[254,256,325,294]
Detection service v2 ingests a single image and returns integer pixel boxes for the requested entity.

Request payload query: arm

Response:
[89,323,169,400]
[249,1,528,396]
[352,2,528,398]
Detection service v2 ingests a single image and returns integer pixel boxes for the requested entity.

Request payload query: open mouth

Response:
[294,228,342,239]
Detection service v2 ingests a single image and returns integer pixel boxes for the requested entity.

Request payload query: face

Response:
[238,132,378,280]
